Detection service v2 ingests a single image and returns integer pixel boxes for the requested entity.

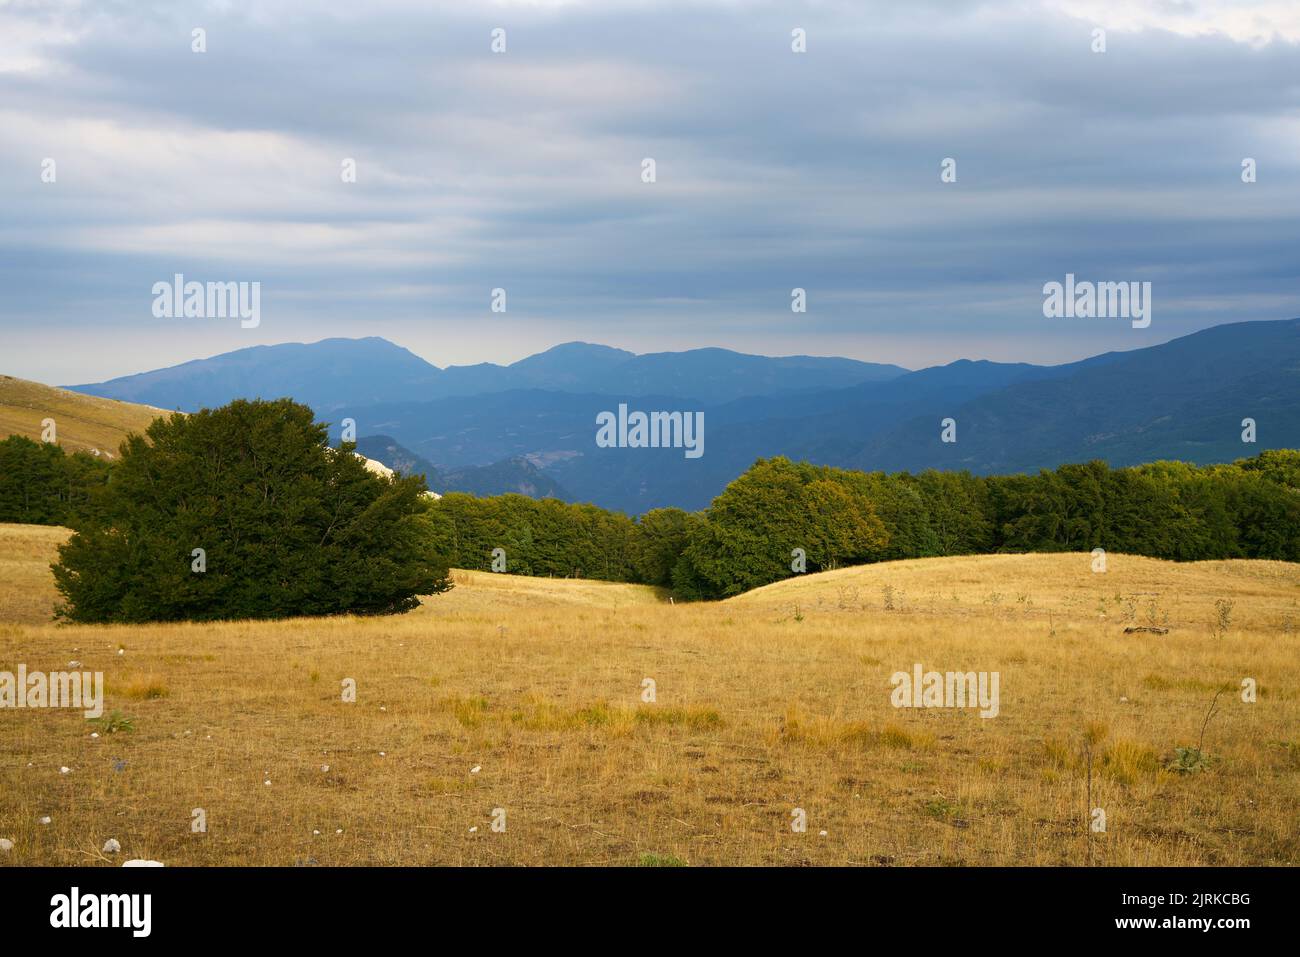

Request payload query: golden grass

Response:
[0,525,1296,866]
[0,374,165,458]
[0,524,71,625]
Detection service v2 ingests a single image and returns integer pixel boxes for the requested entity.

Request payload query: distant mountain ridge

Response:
[68,339,908,412]
[56,318,1300,513]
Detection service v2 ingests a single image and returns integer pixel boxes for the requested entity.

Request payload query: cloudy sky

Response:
[2,0,1298,384]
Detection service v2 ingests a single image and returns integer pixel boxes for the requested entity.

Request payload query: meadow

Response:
[0,523,1296,866]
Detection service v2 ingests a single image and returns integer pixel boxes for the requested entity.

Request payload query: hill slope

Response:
[728,550,1300,629]
[0,374,166,458]
[848,317,1300,473]
[354,435,571,499]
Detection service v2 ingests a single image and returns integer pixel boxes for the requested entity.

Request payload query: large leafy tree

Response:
[681,457,889,597]
[51,399,451,622]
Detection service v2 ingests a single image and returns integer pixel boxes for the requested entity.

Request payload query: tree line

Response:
[423,451,1300,598]
[0,435,112,525]
[3,399,1296,620]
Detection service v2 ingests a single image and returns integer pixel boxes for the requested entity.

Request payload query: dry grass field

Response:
[0,375,166,458]
[0,523,1296,866]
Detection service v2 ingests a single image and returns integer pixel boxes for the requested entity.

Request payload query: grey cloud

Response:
[1,0,1298,384]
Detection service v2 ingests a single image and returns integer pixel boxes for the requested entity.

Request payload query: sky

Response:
[2,0,1298,384]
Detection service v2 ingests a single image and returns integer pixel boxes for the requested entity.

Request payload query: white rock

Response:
[103,839,121,854]
[354,453,394,479]
[68,661,81,669]
[0,838,13,852]
[335,829,343,834]
[59,766,70,774]
[321,765,330,773]
[470,765,481,774]
[312,830,321,836]
[90,732,99,739]
[38,816,51,825]
[468,826,478,833]
[264,779,272,786]
[122,860,163,867]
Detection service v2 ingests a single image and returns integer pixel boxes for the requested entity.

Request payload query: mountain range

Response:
[74,338,906,412]
[64,318,1300,513]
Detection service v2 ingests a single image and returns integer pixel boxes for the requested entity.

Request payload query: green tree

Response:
[682,457,888,597]
[0,435,111,525]
[52,399,451,623]
[631,507,693,588]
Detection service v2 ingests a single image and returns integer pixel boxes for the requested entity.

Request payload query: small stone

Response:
[68,660,81,668]
[59,767,70,774]
[38,816,51,825]
[0,838,13,852]
[264,779,272,786]
[468,826,478,833]
[90,732,99,739]
[470,765,481,774]
[103,839,121,854]
[321,765,330,773]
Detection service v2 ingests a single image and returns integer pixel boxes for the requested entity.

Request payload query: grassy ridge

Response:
[0,375,165,457]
